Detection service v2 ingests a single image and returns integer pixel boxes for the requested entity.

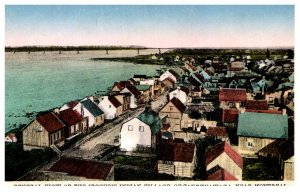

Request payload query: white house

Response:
[59,100,79,111]
[169,86,190,105]
[120,109,162,151]
[120,85,141,109]
[73,99,105,128]
[159,70,177,83]
[5,133,17,143]
[98,96,122,119]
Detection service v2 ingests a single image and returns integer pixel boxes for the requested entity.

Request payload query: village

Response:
[5,49,294,181]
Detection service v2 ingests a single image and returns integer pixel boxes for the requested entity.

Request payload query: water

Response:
[5,49,167,132]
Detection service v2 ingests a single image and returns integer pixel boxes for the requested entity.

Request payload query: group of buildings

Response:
[19,54,294,181]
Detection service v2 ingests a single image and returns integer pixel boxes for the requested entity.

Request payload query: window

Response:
[128,125,133,131]
[109,105,112,108]
[139,126,144,132]
[246,138,254,148]
[173,93,177,97]
[228,102,235,108]
[268,97,274,104]
[169,106,173,111]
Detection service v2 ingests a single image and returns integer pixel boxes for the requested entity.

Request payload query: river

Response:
[5,49,168,132]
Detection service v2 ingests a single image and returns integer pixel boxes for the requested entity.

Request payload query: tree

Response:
[266,49,270,59]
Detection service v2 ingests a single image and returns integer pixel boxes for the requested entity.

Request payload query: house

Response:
[120,108,163,151]
[48,157,114,181]
[59,100,79,111]
[22,112,65,151]
[157,141,196,178]
[159,69,178,83]
[113,93,131,113]
[219,88,247,109]
[159,97,186,132]
[207,166,238,181]
[98,95,122,119]
[162,77,176,91]
[169,86,190,105]
[136,84,152,103]
[58,108,88,139]
[5,133,17,143]
[237,112,288,155]
[251,77,266,95]
[222,109,239,128]
[110,81,132,93]
[120,85,141,108]
[205,127,229,142]
[206,142,243,180]
[245,100,269,110]
[73,99,105,128]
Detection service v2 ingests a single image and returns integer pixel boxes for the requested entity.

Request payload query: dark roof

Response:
[158,142,195,162]
[258,139,284,156]
[163,123,171,130]
[194,72,205,83]
[222,109,239,123]
[137,109,163,135]
[258,138,294,161]
[180,86,190,95]
[188,75,201,87]
[207,167,238,181]
[219,88,247,102]
[36,112,65,133]
[245,100,269,110]
[237,112,288,139]
[181,66,189,73]
[206,127,228,137]
[125,85,141,97]
[81,99,104,117]
[67,100,79,109]
[58,108,83,126]
[49,157,113,180]
[245,109,282,114]
[133,74,147,78]
[108,95,122,108]
[170,97,186,113]
[163,77,175,84]
[113,81,131,90]
[206,142,243,169]
[168,69,179,77]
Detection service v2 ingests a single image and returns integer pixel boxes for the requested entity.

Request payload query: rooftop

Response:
[36,112,65,133]
[158,142,195,163]
[219,88,247,102]
[245,100,269,110]
[137,108,163,135]
[207,166,238,181]
[58,108,83,126]
[81,99,104,117]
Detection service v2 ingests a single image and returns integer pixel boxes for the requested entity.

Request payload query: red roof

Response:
[228,67,244,71]
[170,97,186,113]
[125,85,141,97]
[67,100,79,109]
[162,124,171,131]
[205,69,214,76]
[37,112,65,133]
[207,168,238,181]
[58,108,83,126]
[245,100,269,110]
[49,157,113,180]
[219,88,247,102]
[187,63,197,71]
[245,109,282,114]
[163,77,175,84]
[158,142,195,162]
[206,142,243,169]
[108,95,122,108]
[206,127,228,137]
[194,72,205,82]
[114,81,132,90]
[222,109,239,123]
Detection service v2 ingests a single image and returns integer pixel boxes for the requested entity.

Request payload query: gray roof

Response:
[81,99,104,117]
[237,112,288,139]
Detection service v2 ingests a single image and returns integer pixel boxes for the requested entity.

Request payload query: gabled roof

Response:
[222,109,239,123]
[113,81,131,90]
[237,112,288,139]
[180,86,190,95]
[133,74,147,79]
[58,109,83,126]
[36,112,65,133]
[206,142,243,169]
[168,69,179,78]
[170,97,186,113]
[158,142,195,163]
[81,99,104,117]
[49,157,113,180]
[124,85,141,97]
[66,100,79,109]
[245,100,269,110]
[137,108,163,135]
[188,75,201,87]
[108,95,122,108]
[219,88,247,102]
[163,77,175,84]
[245,109,282,114]
[206,127,228,137]
[207,167,238,181]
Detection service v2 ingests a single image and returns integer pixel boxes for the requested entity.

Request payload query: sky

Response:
[5,5,295,48]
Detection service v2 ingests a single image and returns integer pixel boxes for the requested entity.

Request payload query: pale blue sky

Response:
[5,5,294,47]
